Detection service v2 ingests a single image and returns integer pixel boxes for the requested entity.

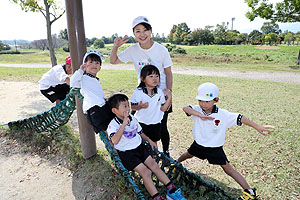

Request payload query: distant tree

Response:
[11,0,65,66]
[93,39,105,48]
[0,41,5,51]
[59,28,68,41]
[213,24,227,44]
[242,33,249,44]
[168,25,177,43]
[32,39,48,50]
[173,23,191,44]
[261,22,282,34]
[249,30,264,45]
[284,32,294,45]
[265,32,279,45]
[191,28,214,45]
[245,0,300,23]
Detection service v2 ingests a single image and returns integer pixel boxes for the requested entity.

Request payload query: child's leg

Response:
[221,161,250,190]
[134,162,158,196]
[177,151,194,163]
[144,156,170,185]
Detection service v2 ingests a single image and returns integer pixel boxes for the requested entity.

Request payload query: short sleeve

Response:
[159,90,166,105]
[223,109,241,129]
[130,89,139,105]
[56,67,69,82]
[70,69,84,88]
[161,46,173,69]
[107,121,118,136]
[118,46,133,63]
[189,105,201,120]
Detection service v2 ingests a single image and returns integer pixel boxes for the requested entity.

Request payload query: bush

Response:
[173,47,186,54]
[93,39,105,48]
[0,51,21,54]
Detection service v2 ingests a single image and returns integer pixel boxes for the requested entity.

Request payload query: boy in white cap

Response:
[177,82,274,200]
[110,16,174,157]
[39,56,72,104]
[70,50,114,133]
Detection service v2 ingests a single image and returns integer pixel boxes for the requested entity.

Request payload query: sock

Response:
[166,182,176,193]
[247,189,255,196]
[164,150,170,157]
[152,193,163,200]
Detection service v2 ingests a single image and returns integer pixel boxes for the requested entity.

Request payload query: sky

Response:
[1,0,299,41]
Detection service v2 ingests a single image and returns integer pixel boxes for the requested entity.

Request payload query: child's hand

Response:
[80,63,87,71]
[140,101,149,109]
[163,88,172,99]
[114,35,129,48]
[257,125,274,136]
[149,140,158,150]
[123,111,130,125]
[198,114,214,120]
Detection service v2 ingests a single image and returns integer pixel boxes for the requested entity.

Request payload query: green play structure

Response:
[7,88,236,200]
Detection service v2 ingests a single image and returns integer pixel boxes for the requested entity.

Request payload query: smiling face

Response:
[112,100,131,120]
[85,58,101,76]
[133,24,153,48]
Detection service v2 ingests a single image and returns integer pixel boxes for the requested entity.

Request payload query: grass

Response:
[0,67,299,199]
[1,44,299,72]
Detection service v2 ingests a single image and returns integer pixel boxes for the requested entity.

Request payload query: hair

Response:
[84,54,102,65]
[108,94,129,109]
[133,22,152,32]
[137,65,160,88]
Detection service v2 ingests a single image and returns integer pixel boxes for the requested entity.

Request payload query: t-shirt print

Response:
[123,129,137,139]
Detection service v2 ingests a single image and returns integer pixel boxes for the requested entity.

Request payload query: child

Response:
[39,56,72,104]
[110,16,173,157]
[131,65,172,148]
[70,50,114,133]
[107,93,186,200]
[177,82,274,200]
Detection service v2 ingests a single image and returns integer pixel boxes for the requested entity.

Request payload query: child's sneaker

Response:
[238,188,258,200]
[167,188,186,200]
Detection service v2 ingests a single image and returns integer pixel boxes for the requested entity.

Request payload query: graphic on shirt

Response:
[138,58,151,70]
[215,119,220,126]
[123,129,137,139]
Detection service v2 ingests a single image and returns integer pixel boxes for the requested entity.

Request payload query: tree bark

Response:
[297,49,300,65]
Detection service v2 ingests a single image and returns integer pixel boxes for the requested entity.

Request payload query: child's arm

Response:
[183,106,214,120]
[110,111,130,145]
[140,133,158,150]
[161,89,172,112]
[131,101,149,111]
[241,116,274,136]
[70,64,87,88]
[110,35,129,64]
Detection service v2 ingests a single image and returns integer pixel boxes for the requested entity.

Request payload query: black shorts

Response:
[86,104,115,133]
[139,122,161,142]
[40,84,70,103]
[188,141,229,165]
[117,143,151,171]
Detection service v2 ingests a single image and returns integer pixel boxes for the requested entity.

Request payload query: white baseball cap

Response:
[196,82,219,101]
[82,50,103,64]
[132,16,151,29]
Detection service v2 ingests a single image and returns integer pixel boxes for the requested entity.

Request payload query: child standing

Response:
[39,56,72,104]
[70,50,114,133]
[110,16,173,157]
[107,93,186,200]
[177,82,274,200]
[131,65,172,147]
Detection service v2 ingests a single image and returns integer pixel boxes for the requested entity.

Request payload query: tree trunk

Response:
[44,0,57,66]
[297,49,300,65]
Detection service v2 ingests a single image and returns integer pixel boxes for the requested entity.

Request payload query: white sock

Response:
[248,189,255,195]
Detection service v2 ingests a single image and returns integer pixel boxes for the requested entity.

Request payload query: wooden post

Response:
[65,0,97,159]
[297,49,300,65]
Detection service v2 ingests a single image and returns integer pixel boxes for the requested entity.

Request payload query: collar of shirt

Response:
[84,72,99,80]
[202,105,219,115]
[114,115,133,125]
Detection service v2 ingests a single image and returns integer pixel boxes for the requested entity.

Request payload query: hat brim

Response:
[195,95,215,101]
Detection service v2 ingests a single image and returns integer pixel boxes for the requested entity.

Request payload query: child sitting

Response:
[70,50,114,133]
[39,56,72,104]
[177,82,274,200]
[107,93,186,200]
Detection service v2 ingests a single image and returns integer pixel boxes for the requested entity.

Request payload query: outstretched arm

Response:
[110,35,129,64]
[183,106,214,120]
[241,116,274,136]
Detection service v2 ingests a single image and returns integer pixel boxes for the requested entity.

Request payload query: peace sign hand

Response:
[114,35,129,48]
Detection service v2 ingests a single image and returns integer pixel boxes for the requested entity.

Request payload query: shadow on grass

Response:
[288,65,300,70]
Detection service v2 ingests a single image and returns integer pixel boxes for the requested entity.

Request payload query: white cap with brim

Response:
[82,50,103,64]
[132,16,151,29]
[196,82,219,101]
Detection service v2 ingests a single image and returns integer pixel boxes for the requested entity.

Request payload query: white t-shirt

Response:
[70,69,106,113]
[107,115,142,152]
[39,64,69,90]
[131,87,166,125]
[188,105,242,147]
[118,42,173,89]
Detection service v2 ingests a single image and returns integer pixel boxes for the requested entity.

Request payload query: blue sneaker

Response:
[167,188,186,200]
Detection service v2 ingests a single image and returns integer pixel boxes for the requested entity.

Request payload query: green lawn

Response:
[0,67,299,199]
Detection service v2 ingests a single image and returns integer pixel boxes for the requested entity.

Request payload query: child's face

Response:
[133,24,152,45]
[113,100,130,119]
[65,64,72,75]
[143,72,159,88]
[85,58,101,76]
[198,99,216,113]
